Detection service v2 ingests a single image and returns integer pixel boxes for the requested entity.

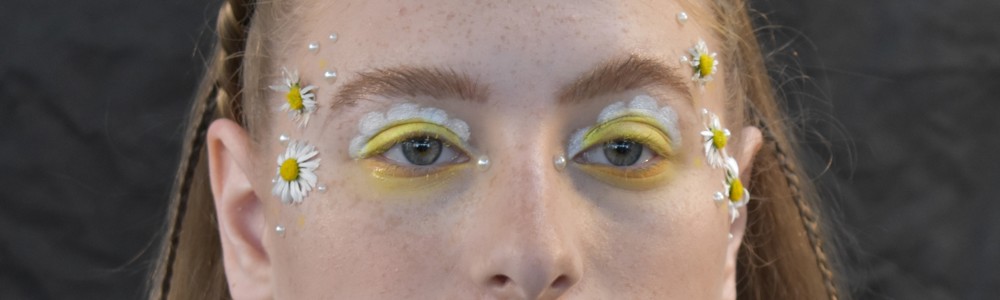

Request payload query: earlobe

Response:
[721,126,762,300]
[207,119,273,300]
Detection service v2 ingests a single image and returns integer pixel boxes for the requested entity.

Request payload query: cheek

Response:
[267,166,470,298]
[268,197,435,298]
[582,170,730,297]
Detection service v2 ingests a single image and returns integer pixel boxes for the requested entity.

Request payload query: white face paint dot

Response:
[323,70,338,83]
[275,225,286,236]
[307,42,320,52]
[476,155,491,171]
[328,33,338,42]
[279,134,291,143]
[317,184,328,193]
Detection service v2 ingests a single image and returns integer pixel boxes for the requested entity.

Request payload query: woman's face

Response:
[211,0,757,298]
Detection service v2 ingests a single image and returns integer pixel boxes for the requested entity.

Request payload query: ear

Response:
[207,119,273,299]
[721,126,762,300]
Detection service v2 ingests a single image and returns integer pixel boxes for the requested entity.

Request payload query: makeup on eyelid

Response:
[567,95,682,158]
[349,103,471,159]
[561,95,684,189]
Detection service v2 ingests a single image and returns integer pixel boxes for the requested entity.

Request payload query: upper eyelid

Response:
[355,121,470,159]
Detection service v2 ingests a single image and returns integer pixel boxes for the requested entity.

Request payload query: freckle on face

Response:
[262,0,732,298]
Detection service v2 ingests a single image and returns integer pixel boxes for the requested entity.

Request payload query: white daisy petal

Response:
[274,68,319,129]
[301,171,317,187]
[271,140,322,205]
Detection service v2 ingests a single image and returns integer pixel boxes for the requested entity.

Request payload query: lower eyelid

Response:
[363,158,469,179]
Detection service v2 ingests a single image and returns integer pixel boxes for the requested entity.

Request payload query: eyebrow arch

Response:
[334,66,489,107]
[557,55,692,104]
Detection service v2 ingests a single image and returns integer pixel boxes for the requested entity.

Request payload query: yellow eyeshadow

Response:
[356,121,466,159]
[362,159,469,183]
[576,163,675,190]
[580,115,675,157]
[573,115,678,190]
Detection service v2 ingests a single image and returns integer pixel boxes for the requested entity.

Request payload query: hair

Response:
[148,0,844,299]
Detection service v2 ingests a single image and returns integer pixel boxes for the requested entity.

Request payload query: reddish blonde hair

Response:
[149,0,843,299]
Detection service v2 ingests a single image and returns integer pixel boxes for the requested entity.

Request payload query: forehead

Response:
[280,0,715,100]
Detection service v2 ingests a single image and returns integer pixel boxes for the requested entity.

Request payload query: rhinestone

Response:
[323,70,338,83]
[476,155,491,171]
[553,155,567,171]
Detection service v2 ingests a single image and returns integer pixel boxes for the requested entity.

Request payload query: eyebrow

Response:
[557,55,692,104]
[334,66,489,107]
[332,54,690,107]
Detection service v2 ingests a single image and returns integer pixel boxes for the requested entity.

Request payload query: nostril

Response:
[489,274,512,287]
[550,275,571,290]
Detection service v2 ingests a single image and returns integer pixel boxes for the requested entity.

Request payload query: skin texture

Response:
[206,0,763,298]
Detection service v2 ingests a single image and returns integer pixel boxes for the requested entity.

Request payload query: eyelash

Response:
[570,117,677,188]
[361,122,472,177]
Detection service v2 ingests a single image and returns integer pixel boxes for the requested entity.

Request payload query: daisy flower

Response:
[272,140,321,205]
[699,109,730,168]
[688,39,719,85]
[721,157,749,223]
[270,68,318,128]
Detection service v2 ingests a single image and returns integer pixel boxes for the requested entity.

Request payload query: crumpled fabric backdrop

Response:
[1,0,997,299]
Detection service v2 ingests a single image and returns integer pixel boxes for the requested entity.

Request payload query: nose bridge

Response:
[463,126,583,299]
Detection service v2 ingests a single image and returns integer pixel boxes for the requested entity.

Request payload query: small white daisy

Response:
[270,68,318,128]
[722,157,749,223]
[688,39,719,85]
[699,109,730,168]
[272,140,320,204]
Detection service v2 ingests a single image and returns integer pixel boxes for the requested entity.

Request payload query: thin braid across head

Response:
[213,0,255,124]
[158,0,255,299]
[749,105,839,300]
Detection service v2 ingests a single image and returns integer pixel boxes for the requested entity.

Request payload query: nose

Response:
[464,152,584,299]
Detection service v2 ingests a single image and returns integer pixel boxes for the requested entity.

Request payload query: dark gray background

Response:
[1,0,997,299]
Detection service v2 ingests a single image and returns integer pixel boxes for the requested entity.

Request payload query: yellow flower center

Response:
[729,178,744,203]
[279,158,300,181]
[286,84,304,111]
[698,53,714,78]
[712,128,727,149]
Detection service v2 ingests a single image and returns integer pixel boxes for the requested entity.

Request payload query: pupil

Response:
[603,139,642,166]
[402,137,443,166]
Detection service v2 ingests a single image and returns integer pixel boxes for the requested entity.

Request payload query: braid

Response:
[750,106,839,300]
[214,0,254,123]
[157,0,254,298]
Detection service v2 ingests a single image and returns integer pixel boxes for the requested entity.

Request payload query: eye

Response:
[381,136,466,167]
[577,138,658,167]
